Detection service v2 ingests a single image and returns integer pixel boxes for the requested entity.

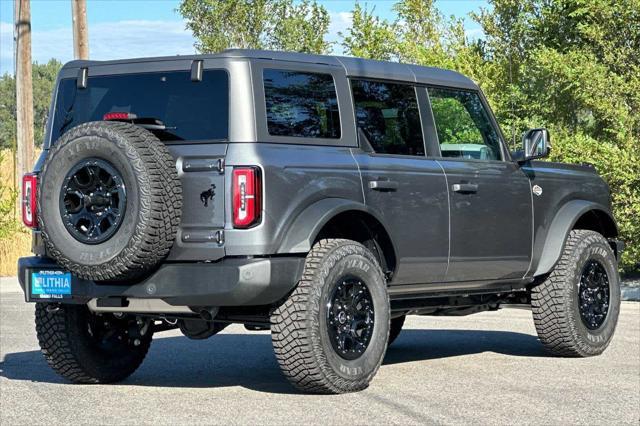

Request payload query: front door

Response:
[350,79,449,285]
[427,86,532,282]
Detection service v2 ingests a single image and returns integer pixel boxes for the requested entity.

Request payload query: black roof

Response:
[62,49,478,90]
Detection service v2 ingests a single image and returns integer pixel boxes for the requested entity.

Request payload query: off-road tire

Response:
[35,303,152,383]
[531,230,620,357]
[270,239,390,394]
[388,315,406,346]
[38,121,182,281]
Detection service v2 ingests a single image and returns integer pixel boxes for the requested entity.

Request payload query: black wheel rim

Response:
[59,158,126,244]
[326,276,375,360]
[578,259,610,330]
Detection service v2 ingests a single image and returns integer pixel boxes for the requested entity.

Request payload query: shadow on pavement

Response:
[384,329,547,365]
[0,329,546,393]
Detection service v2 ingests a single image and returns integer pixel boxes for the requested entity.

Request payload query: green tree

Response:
[178,0,331,54]
[0,59,62,150]
[0,73,16,150]
[474,0,640,145]
[269,0,331,54]
[341,3,398,60]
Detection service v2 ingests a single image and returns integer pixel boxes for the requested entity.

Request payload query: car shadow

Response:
[0,329,547,393]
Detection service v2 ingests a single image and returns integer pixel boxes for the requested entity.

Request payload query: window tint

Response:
[351,80,424,156]
[51,70,229,143]
[263,69,340,138]
[427,87,502,161]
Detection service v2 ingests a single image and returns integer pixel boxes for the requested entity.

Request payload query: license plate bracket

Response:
[30,270,72,300]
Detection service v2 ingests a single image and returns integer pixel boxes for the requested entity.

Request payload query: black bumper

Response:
[18,256,305,307]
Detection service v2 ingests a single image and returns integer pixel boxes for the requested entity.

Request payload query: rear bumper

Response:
[18,256,305,307]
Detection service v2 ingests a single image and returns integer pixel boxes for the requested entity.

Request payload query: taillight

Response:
[22,173,38,228]
[232,167,261,228]
[103,112,137,121]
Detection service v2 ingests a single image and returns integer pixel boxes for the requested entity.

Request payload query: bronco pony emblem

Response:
[200,184,216,207]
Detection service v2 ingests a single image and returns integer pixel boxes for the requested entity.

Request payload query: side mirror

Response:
[521,128,551,162]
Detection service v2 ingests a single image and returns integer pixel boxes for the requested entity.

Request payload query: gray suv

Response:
[18,50,624,394]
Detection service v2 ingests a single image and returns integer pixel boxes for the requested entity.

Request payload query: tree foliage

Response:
[178,0,331,54]
[0,59,62,150]
[341,3,398,60]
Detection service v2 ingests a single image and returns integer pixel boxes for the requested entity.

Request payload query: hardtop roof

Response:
[61,48,478,90]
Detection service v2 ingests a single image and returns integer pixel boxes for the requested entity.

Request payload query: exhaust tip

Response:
[192,306,219,321]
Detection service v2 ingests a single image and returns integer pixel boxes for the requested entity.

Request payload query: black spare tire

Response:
[38,121,182,281]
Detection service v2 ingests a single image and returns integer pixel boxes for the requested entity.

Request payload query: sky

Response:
[0,0,488,75]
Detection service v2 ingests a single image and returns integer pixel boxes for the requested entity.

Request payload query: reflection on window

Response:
[351,80,424,156]
[428,87,502,161]
[264,69,340,138]
[52,70,229,142]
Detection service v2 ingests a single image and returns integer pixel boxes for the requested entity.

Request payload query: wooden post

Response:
[14,0,34,207]
[71,0,89,60]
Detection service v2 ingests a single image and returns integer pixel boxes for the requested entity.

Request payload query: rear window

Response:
[263,69,340,139]
[51,70,229,143]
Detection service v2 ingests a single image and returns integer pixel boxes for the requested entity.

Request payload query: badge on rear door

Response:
[200,184,216,207]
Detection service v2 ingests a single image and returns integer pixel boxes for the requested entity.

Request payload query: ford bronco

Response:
[18,50,624,394]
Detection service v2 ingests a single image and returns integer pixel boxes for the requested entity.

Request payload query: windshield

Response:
[50,70,229,144]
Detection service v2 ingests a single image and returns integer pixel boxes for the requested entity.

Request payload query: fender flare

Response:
[533,200,617,276]
[276,198,388,254]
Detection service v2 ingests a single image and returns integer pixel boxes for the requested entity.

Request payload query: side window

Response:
[427,87,502,161]
[351,79,424,156]
[263,69,340,139]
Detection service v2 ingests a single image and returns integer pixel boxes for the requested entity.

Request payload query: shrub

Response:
[0,150,31,276]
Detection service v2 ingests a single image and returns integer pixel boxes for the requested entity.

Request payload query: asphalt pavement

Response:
[1,277,639,425]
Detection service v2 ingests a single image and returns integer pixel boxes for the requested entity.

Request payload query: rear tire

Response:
[35,303,152,383]
[531,230,620,357]
[271,239,390,394]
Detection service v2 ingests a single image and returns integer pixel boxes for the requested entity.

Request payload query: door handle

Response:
[369,180,399,191]
[452,183,478,193]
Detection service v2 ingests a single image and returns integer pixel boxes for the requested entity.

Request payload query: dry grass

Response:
[0,230,31,276]
[0,149,33,276]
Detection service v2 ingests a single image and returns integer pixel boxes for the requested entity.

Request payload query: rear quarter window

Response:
[51,70,229,143]
[263,69,341,139]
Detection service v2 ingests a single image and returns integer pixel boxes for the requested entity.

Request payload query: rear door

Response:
[427,86,532,282]
[48,64,231,261]
[350,79,449,285]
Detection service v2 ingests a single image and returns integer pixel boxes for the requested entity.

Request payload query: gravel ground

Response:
[1,277,639,425]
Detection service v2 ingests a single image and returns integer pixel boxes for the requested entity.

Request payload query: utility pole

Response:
[14,0,34,207]
[71,0,89,59]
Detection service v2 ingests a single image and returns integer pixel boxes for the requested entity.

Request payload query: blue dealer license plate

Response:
[31,271,72,299]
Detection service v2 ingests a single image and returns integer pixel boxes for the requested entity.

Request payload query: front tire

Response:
[270,239,390,394]
[531,230,620,357]
[35,304,153,383]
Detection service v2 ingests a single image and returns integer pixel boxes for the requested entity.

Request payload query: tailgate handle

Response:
[369,180,399,191]
[183,158,224,173]
[452,183,478,193]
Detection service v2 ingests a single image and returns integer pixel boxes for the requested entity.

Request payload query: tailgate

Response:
[166,144,227,261]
